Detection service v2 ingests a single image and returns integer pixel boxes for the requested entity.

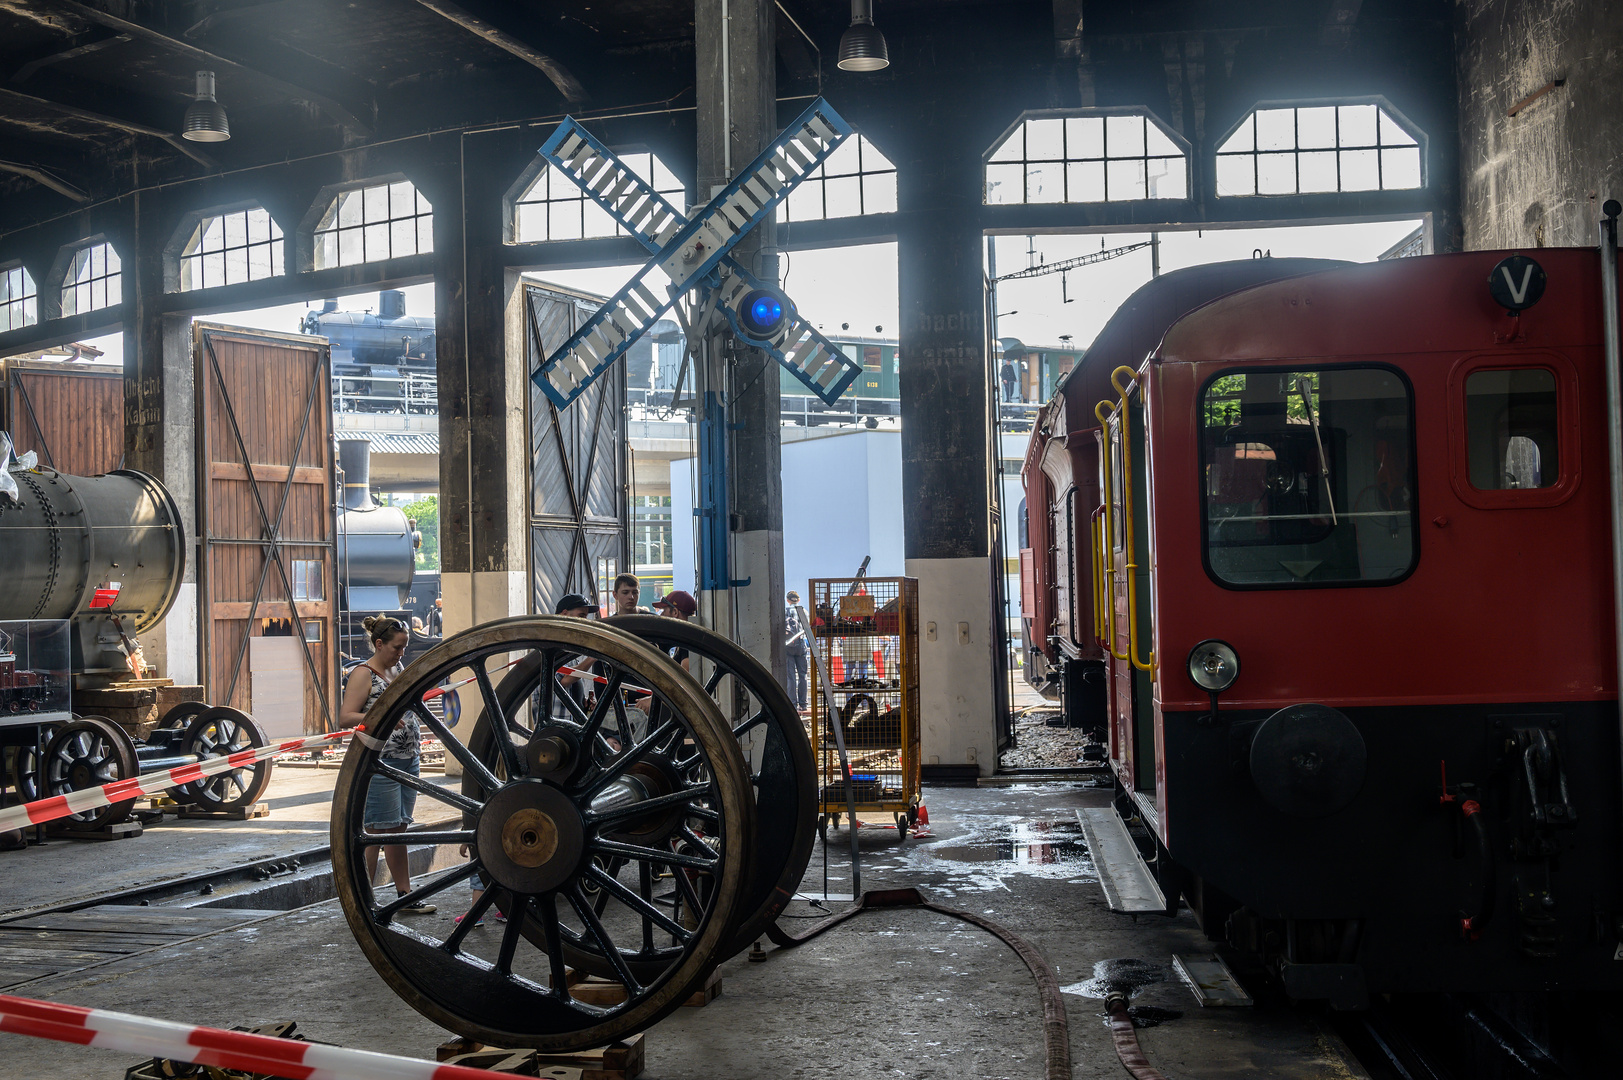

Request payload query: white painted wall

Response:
[670,428,906,598]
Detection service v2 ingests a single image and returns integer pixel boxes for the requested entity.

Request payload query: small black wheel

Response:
[9,730,52,805]
[160,700,212,730]
[161,701,215,803]
[894,812,908,840]
[183,707,273,811]
[818,814,829,843]
[43,716,138,828]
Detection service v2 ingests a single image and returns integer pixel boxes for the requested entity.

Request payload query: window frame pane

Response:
[1200,363,1419,591]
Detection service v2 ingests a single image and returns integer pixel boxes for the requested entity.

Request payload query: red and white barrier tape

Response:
[0,993,514,1080]
[0,727,355,834]
[420,658,523,702]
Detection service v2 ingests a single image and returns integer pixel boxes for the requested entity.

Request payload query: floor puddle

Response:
[893,817,1096,891]
[930,819,1089,869]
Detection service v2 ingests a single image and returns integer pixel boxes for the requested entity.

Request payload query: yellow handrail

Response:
[1093,400,1128,661]
[1111,367,1156,676]
[1092,514,1107,644]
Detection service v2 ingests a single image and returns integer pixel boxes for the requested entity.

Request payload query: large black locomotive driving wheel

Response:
[42,716,138,827]
[603,615,816,961]
[332,616,754,1052]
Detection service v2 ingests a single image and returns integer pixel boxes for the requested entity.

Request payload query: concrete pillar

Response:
[428,149,529,641]
[124,190,199,684]
[899,214,998,776]
[694,0,785,677]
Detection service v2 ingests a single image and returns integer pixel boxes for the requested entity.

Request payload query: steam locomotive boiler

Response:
[301,290,436,412]
[0,459,272,828]
[334,437,426,663]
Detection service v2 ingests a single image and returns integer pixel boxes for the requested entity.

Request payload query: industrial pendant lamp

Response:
[182,70,230,142]
[837,0,889,72]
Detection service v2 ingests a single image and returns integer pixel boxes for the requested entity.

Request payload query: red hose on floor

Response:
[1107,993,1171,1080]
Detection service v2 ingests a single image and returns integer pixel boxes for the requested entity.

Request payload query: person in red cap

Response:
[653,589,696,619]
[652,590,696,672]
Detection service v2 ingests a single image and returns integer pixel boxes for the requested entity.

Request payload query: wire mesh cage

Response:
[807,577,920,832]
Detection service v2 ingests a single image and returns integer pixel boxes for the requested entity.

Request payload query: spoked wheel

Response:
[162,700,216,805]
[10,731,51,805]
[43,716,138,828]
[603,615,816,960]
[183,707,273,811]
[332,616,754,1051]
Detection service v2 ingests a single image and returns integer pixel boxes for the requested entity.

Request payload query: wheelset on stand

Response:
[328,615,818,1053]
[29,704,274,830]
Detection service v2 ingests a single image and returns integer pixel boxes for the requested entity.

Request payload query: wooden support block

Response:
[75,686,159,709]
[155,684,205,709]
[442,1048,546,1075]
[683,966,723,1007]
[437,1037,484,1061]
[51,819,142,841]
[534,1033,644,1080]
[178,802,269,820]
[562,974,629,1007]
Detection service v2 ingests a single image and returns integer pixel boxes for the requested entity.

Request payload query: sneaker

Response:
[398,899,437,915]
[454,912,484,927]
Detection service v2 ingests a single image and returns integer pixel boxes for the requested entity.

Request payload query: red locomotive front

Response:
[1088,247,1623,1003]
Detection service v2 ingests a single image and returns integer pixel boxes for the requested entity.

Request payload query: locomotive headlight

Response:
[736,287,792,342]
[1187,639,1240,692]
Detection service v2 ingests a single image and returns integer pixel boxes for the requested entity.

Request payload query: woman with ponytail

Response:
[339,614,434,913]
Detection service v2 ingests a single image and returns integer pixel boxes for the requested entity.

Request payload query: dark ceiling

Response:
[0,1,1451,229]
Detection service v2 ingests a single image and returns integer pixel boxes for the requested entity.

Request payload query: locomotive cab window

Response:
[1464,368,1557,490]
[1202,367,1415,587]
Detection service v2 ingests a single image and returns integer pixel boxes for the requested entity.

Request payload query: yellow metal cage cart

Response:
[807,576,920,839]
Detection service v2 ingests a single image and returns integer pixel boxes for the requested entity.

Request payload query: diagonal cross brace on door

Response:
[530,97,863,410]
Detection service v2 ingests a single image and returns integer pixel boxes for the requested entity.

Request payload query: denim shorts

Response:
[363,755,419,828]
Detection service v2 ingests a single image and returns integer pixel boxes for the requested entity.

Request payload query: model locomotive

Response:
[1023,232,1623,1005]
[0,630,53,714]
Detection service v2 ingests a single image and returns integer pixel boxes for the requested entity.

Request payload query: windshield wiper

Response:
[1295,375,1337,525]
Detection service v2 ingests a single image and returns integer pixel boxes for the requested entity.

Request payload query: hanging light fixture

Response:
[837,0,889,72]
[182,70,230,142]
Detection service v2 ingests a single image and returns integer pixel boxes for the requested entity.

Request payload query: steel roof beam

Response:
[407,0,588,104]
[46,0,376,135]
[0,84,217,168]
[6,27,130,83]
[0,156,88,201]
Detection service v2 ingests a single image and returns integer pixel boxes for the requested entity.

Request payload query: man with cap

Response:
[553,592,596,703]
[652,589,696,672]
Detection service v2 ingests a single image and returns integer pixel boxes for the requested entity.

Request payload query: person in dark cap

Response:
[554,592,595,617]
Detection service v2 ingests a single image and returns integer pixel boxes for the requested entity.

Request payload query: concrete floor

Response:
[0,762,461,918]
[0,779,1371,1080]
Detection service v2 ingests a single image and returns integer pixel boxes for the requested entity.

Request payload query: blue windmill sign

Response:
[530,98,864,410]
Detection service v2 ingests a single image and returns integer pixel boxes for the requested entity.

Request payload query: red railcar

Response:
[1020,258,1346,726]
[1061,244,1623,1004]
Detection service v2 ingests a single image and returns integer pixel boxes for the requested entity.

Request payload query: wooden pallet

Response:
[49,819,142,841]
[178,802,269,821]
[436,1033,643,1080]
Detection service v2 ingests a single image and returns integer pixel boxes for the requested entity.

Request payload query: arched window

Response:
[179,207,285,290]
[985,113,1187,205]
[782,134,897,221]
[61,241,121,316]
[513,151,685,242]
[313,181,432,268]
[1215,103,1422,197]
[1,263,38,332]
